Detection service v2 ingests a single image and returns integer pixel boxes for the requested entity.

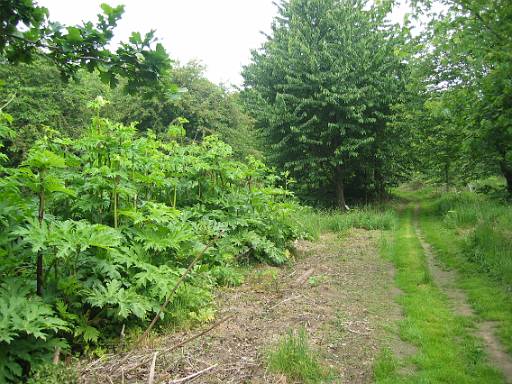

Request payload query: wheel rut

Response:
[413,205,512,383]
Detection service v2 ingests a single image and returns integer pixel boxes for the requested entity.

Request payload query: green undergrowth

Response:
[266,328,331,383]
[0,100,303,382]
[375,207,504,383]
[293,206,398,239]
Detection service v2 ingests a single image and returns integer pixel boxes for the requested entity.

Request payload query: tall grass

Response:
[424,192,512,285]
[266,328,329,383]
[292,206,397,239]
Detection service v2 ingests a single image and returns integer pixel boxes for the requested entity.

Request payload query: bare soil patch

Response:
[80,229,407,383]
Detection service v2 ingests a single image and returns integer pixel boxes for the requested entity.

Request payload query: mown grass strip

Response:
[419,211,512,355]
[375,207,504,383]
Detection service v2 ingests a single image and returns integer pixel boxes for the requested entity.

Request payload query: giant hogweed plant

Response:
[0,99,301,382]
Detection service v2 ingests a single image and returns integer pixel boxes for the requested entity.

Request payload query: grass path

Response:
[376,203,508,383]
[419,203,512,356]
[414,205,512,382]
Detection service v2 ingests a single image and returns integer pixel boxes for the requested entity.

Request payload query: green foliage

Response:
[0,1,171,92]
[0,280,68,381]
[0,99,301,382]
[209,265,244,287]
[108,61,262,159]
[425,191,512,286]
[267,328,329,383]
[469,176,508,198]
[0,60,261,163]
[27,363,78,384]
[394,0,512,194]
[0,61,109,162]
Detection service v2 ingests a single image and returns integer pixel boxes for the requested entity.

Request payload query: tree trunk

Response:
[335,166,347,210]
[375,168,385,202]
[500,161,512,196]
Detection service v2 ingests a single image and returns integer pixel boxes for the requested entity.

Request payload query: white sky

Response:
[38,0,413,86]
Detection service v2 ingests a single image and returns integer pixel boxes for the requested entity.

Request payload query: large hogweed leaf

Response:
[134,263,181,301]
[85,280,152,320]
[12,218,50,254]
[0,280,68,344]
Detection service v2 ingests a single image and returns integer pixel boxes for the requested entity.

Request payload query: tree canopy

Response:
[1,0,171,92]
[394,0,512,193]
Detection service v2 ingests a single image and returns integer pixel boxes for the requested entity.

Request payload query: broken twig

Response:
[147,352,158,384]
[168,364,218,384]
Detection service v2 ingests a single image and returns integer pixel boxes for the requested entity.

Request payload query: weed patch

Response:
[267,328,330,383]
[294,206,397,239]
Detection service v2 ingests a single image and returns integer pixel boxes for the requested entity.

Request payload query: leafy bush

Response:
[0,102,301,381]
[469,176,508,198]
[27,364,78,384]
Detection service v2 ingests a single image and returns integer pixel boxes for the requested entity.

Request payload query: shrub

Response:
[0,103,302,382]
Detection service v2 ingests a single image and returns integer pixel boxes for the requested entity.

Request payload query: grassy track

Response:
[375,205,505,383]
[420,208,512,355]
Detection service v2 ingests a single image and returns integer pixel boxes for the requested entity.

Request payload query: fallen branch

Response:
[136,235,220,348]
[116,314,232,378]
[154,316,231,382]
[295,268,314,285]
[167,364,218,384]
[165,314,232,353]
[147,352,158,384]
[268,295,300,311]
[346,327,369,336]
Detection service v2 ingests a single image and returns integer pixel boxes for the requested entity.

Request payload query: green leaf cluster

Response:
[0,1,171,92]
